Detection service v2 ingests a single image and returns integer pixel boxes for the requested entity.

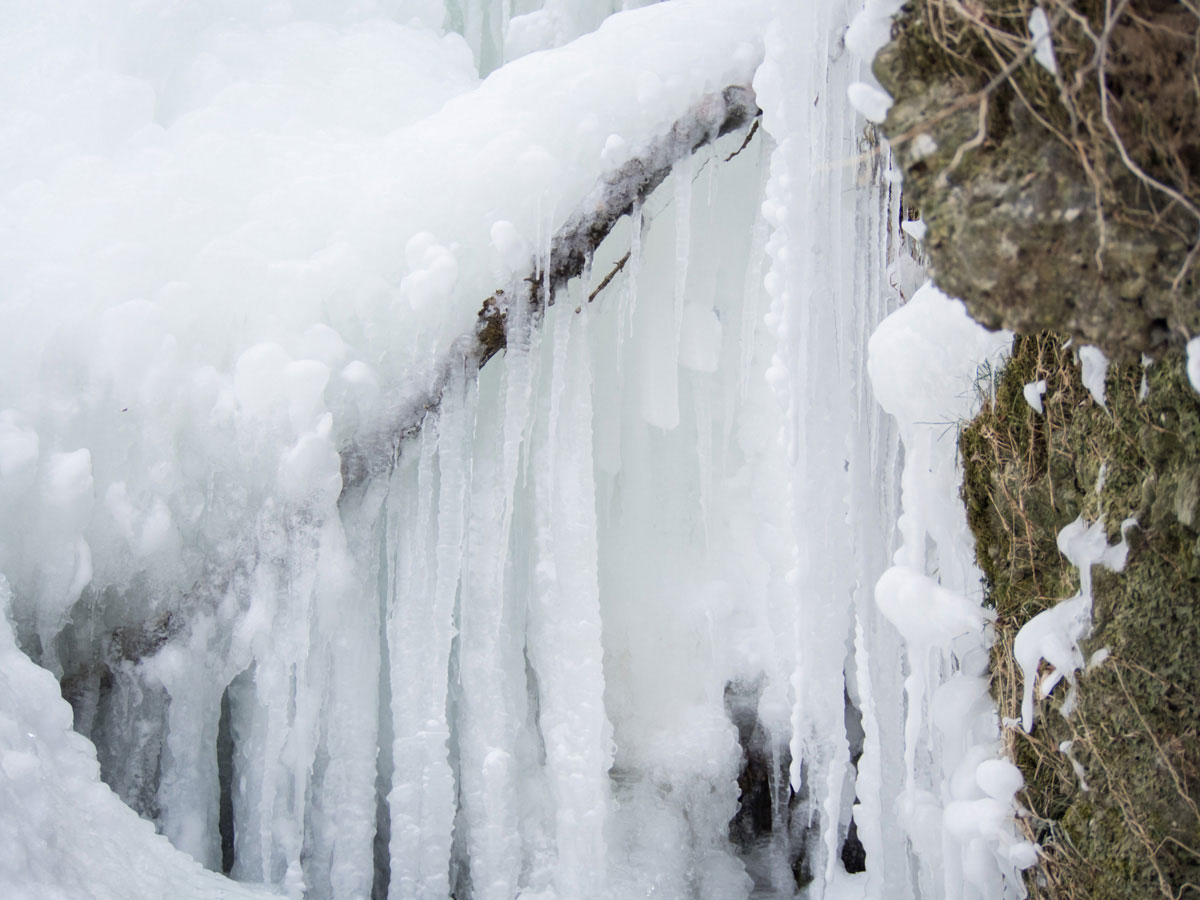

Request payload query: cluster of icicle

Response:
[0,0,1043,898]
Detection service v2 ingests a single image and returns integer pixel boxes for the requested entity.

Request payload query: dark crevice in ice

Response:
[839,686,867,875]
[725,677,817,895]
[217,684,235,875]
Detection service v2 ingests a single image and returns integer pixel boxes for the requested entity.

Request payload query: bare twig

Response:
[724,118,761,162]
[938,92,989,186]
[586,250,632,304]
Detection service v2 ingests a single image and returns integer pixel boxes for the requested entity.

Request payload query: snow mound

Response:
[0,576,273,900]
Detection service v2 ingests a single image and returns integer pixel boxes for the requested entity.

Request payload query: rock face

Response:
[874,3,1199,358]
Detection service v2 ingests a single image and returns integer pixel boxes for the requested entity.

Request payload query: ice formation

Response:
[1,0,1032,898]
[1027,7,1059,76]
[1023,380,1047,414]
[1013,516,1134,733]
[1078,345,1110,409]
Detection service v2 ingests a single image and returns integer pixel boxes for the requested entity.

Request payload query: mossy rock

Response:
[874,2,1200,358]
[961,332,1200,898]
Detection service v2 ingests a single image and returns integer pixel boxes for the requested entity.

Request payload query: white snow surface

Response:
[1079,344,1110,408]
[847,82,893,123]
[0,0,1033,899]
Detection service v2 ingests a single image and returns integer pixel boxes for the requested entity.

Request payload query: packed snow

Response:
[901,218,928,242]
[0,0,1049,899]
[1188,337,1200,395]
[846,83,893,123]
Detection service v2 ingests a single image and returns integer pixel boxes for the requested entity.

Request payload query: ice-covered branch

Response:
[339,84,760,494]
[93,86,761,670]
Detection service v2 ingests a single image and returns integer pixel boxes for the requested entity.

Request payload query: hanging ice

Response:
[0,0,1031,898]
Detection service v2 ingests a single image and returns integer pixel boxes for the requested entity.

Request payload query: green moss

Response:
[962,334,1200,898]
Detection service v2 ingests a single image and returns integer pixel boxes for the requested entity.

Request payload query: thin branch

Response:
[587,250,632,304]
[724,119,761,162]
[938,92,989,187]
[86,85,762,670]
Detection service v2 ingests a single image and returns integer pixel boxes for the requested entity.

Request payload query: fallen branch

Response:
[339,84,761,494]
[65,85,761,677]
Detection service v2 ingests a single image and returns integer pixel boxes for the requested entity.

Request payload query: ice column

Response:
[526,307,613,899]
[385,367,474,900]
[757,0,910,894]
[454,314,542,900]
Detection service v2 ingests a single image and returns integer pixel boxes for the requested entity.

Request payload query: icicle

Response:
[672,156,693,351]
[635,182,684,430]
[548,291,574,456]
[221,512,322,898]
[401,367,474,899]
[526,306,612,899]
[615,201,643,375]
[737,171,771,406]
[692,374,713,545]
[387,414,442,900]
[283,545,324,900]
[303,515,379,900]
[851,614,886,899]
[152,623,226,872]
[455,315,542,900]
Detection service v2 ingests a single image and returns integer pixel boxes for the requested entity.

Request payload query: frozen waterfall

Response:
[0,0,1031,898]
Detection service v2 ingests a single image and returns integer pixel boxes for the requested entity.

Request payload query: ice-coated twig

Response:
[339,84,761,494]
